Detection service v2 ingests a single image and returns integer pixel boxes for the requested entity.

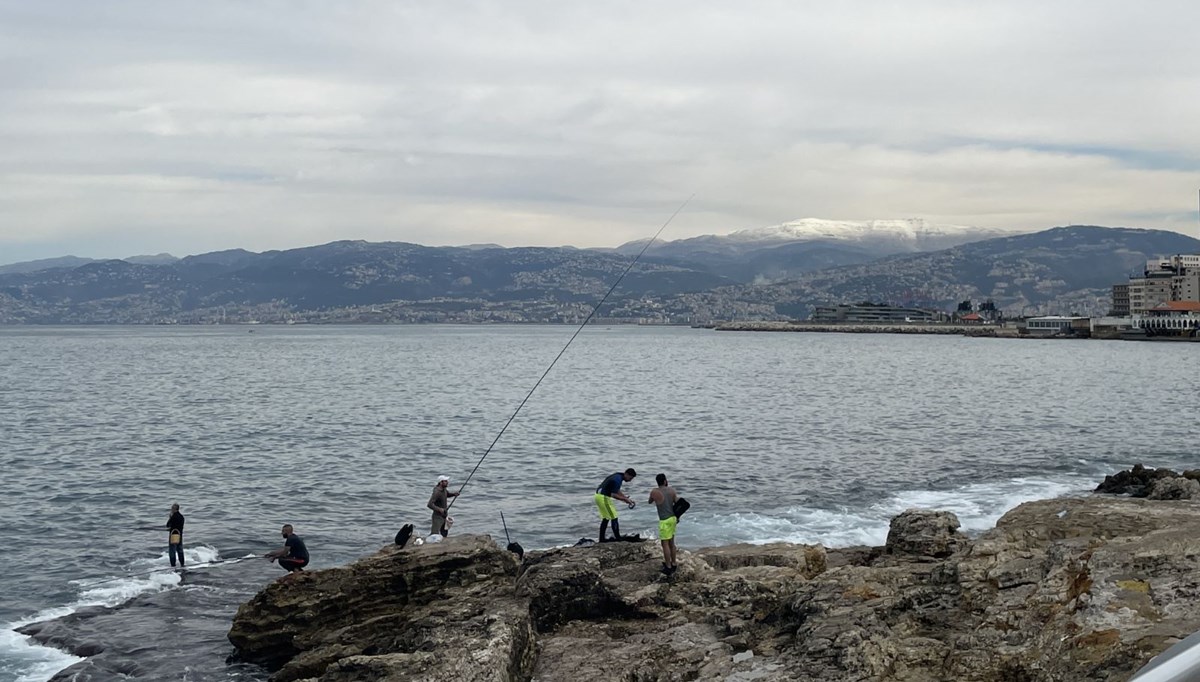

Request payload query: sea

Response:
[1,325,1195,681]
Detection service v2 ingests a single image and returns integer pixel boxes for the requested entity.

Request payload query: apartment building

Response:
[1117,253,1200,315]
[1110,283,1129,316]
[1127,271,1174,315]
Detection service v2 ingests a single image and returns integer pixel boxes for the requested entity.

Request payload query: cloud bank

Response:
[1,0,1198,261]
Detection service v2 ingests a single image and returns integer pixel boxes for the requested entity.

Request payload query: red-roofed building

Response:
[1138,300,1200,334]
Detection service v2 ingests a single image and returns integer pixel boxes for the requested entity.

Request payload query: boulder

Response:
[1095,463,1180,497]
[1148,476,1200,500]
[227,535,533,682]
[885,509,965,558]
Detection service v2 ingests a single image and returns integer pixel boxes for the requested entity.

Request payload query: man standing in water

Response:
[428,475,459,537]
[167,503,185,568]
[265,524,309,580]
[595,468,637,542]
[649,474,679,574]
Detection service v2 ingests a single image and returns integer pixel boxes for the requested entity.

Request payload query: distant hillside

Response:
[0,253,178,275]
[613,218,1015,282]
[3,226,1196,324]
[0,241,733,324]
[653,226,1200,320]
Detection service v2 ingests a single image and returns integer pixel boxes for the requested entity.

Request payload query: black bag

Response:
[394,523,415,547]
[673,497,690,520]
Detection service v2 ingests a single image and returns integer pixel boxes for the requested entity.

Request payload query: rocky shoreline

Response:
[222,467,1200,682]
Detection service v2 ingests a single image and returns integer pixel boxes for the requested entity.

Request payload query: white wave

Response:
[2,545,225,682]
[686,475,1095,549]
[0,608,83,682]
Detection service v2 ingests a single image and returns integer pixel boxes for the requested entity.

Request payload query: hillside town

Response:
[805,252,1200,340]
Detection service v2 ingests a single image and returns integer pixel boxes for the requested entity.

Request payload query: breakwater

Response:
[713,321,1021,337]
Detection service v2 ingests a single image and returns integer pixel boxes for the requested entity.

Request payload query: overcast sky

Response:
[2,1,1199,262]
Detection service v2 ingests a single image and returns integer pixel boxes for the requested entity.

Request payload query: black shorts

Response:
[279,557,308,572]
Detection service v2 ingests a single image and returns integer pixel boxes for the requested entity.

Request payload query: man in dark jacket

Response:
[265,524,309,581]
[167,504,185,568]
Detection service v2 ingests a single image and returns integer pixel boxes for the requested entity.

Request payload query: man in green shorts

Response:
[649,473,679,574]
[594,468,637,542]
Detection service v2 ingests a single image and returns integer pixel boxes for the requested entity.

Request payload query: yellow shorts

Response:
[594,493,618,521]
[658,516,677,541]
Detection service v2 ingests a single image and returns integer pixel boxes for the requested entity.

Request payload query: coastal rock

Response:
[228,495,1200,681]
[1147,476,1200,500]
[227,535,533,682]
[1095,463,1180,497]
[884,509,965,558]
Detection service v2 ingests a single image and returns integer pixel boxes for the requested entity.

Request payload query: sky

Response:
[2,0,1199,263]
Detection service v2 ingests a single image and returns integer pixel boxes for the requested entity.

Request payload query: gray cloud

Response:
[2,0,1199,262]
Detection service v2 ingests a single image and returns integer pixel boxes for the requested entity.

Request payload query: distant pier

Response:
[712,321,1021,337]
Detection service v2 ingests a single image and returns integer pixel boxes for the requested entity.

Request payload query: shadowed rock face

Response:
[228,499,1200,681]
[227,535,534,682]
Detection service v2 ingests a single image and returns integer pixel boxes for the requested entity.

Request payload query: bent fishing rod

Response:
[447,195,694,510]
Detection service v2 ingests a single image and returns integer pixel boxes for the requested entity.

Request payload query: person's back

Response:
[654,485,678,520]
[651,474,679,574]
[596,472,624,497]
[167,504,185,568]
[285,533,309,562]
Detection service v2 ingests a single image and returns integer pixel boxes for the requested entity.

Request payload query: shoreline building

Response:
[1115,255,1200,317]
[810,304,940,324]
[1112,253,1200,334]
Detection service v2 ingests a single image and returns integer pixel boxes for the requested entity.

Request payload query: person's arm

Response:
[613,491,633,506]
[448,490,459,498]
[264,545,287,561]
[648,488,661,505]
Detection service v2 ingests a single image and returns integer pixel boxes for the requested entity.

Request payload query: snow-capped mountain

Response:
[613,218,1019,283]
[723,218,1009,251]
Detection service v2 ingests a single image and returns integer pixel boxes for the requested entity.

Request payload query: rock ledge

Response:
[229,498,1200,681]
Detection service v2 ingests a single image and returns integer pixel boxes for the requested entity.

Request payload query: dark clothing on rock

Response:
[278,557,308,572]
[285,534,309,562]
[278,534,309,572]
[167,512,185,567]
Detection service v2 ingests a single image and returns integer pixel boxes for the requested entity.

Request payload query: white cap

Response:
[437,475,450,483]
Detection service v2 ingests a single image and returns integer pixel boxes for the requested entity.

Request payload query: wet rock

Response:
[1095,463,1180,497]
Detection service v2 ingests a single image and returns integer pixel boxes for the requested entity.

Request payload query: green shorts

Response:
[658,516,677,541]
[594,493,618,521]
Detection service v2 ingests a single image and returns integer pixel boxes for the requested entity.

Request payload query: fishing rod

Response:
[73,557,260,588]
[447,195,694,510]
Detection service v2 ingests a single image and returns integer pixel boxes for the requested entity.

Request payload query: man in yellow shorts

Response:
[594,468,637,542]
[648,473,679,574]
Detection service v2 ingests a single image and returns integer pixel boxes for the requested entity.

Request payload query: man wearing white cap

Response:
[428,475,459,537]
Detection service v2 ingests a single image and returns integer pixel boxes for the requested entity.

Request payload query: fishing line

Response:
[448,195,694,510]
[74,556,259,588]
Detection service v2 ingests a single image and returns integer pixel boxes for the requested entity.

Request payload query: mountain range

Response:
[1,222,1196,324]
[612,218,1012,282]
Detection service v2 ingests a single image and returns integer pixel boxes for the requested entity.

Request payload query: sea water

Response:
[1,325,1193,680]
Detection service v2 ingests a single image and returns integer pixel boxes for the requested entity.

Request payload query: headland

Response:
[213,466,1200,682]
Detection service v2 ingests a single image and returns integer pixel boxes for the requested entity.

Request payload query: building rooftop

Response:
[1150,301,1200,313]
